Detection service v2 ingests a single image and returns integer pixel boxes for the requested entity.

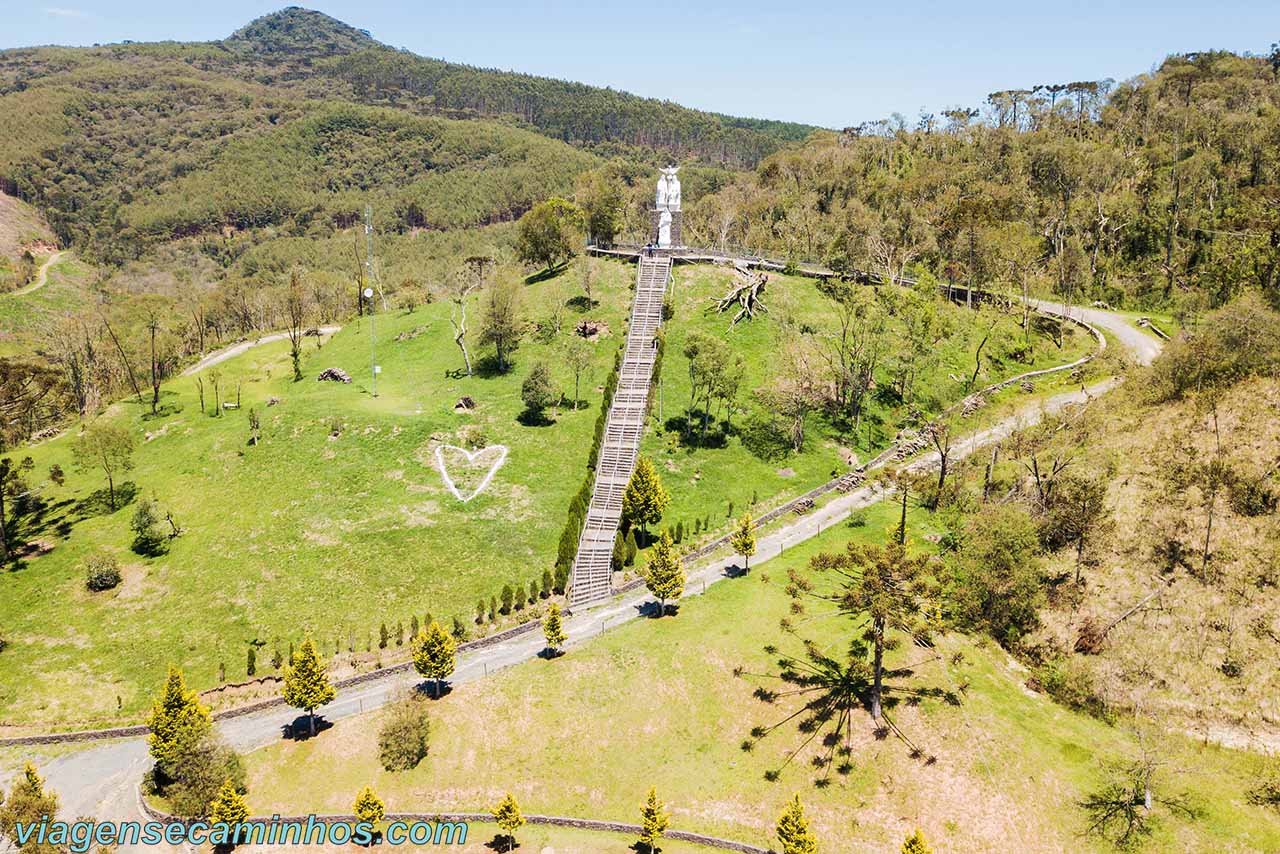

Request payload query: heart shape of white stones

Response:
[435,444,509,503]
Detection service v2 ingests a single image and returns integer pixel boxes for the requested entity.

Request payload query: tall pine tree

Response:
[209,778,249,827]
[901,829,932,854]
[730,512,757,572]
[623,456,669,544]
[0,763,60,848]
[645,530,685,617]
[353,785,386,826]
[638,787,670,851]
[146,666,212,771]
[543,603,567,656]
[282,637,336,737]
[412,621,457,698]
[491,792,524,853]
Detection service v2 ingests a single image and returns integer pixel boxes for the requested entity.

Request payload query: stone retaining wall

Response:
[136,796,775,854]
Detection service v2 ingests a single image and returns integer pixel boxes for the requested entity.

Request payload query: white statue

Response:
[657,166,681,212]
[657,209,672,248]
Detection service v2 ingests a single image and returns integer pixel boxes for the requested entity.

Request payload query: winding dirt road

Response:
[181,326,342,376]
[10,249,64,296]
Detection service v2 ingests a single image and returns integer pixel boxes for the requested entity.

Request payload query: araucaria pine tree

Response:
[807,539,939,722]
[645,530,685,617]
[638,787,670,851]
[146,666,212,771]
[730,512,757,572]
[282,637,336,737]
[901,829,931,854]
[209,778,249,828]
[542,603,567,656]
[776,794,818,854]
[412,621,457,698]
[491,792,525,853]
[353,785,386,827]
[622,456,669,544]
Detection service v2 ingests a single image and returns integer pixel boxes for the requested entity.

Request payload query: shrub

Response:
[1248,763,1280,808]
[1228,477,1278,517]
[946,505,1044,646]
[130,498,167,556]
[85,552,123,591]
[1031,656,1112,723]
[520,362,558,418]
[163,735,246,819]
[378,696,431,772]
[1149,292,1280,401]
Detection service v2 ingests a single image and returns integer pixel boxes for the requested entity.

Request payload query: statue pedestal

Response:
[650,209,683,248]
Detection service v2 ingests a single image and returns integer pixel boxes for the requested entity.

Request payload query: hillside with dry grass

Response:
[0,191,56,291]
[944,294,1280,755]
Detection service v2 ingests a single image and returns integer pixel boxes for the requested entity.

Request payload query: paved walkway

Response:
[181,326,341,376]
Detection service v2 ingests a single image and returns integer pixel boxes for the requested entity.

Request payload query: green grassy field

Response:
[241,503,1279,853]
[640,265,1093,548]
[0,261,634,726]
[0,259,1093,727]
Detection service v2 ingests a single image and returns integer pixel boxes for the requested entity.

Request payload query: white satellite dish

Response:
[363,287,374,299]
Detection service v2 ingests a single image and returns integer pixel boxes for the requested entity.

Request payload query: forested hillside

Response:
[0,7,810,262]
[682,49,1280,312]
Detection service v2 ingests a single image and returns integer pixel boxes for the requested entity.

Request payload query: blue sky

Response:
[6,1,1275,127]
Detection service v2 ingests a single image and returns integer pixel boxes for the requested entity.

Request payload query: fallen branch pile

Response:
[709,265,769,326]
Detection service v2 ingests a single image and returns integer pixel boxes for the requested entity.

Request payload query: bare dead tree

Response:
[285,269,308,382]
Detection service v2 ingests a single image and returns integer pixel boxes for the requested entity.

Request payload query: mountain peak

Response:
[224,7,380,58]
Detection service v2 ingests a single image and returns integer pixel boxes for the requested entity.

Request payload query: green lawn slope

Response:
[241,503,1280,853]
[0,260,1094,726]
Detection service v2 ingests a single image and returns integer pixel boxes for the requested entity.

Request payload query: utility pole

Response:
[365,286,377,397]
[364,205,388,311]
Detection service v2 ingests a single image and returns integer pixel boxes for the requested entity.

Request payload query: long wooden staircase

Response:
[568,252,671,607]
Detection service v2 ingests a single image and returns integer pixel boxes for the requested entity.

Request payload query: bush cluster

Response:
[84,552,123,591]
[378,695,431,772]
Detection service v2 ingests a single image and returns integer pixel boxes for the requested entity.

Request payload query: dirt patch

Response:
[303,526,341,547]
[575,319,610,340]
[401,501,442,528]
[12,539,53,560]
